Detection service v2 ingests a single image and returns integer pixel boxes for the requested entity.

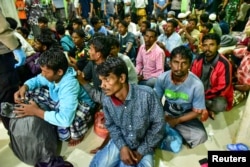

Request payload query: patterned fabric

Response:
[26,87,92,141]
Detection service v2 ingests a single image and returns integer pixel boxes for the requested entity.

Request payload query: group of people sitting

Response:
[1,4,250,166]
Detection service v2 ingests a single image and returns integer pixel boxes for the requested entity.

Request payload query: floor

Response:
[0,96,248,167]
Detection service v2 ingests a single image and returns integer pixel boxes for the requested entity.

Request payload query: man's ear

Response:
[57,69,64,76]
[42,45,47,51]
[120,73,126,83]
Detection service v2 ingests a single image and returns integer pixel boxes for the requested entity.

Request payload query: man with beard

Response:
[191,33,234,120]
[154,45,208,149]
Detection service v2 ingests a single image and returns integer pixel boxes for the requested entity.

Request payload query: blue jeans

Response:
[89,140,154,167]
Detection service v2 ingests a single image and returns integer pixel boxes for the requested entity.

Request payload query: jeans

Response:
[89,140,154,167]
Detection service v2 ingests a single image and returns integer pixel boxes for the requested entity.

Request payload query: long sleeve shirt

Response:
[136,43,165,80]
[102,84,165,156]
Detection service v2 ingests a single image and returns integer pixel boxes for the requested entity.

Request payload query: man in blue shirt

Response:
[87,57,165,167]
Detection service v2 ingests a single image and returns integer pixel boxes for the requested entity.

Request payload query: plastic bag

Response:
[160,124,183,153]
[9,116,58,165]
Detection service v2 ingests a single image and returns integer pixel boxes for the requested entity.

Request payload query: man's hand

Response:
[13,100,41,118]
[137,74,143,82]
[14,85,28,104]
[120,146,137,166]
[77,70,88,85]
[132,151,143,164]
[165,115,179,127]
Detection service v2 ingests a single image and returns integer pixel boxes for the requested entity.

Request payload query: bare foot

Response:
[208,111,215,120]
[68,136,84,146]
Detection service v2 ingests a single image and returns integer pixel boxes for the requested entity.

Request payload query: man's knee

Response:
[206,97,227,113]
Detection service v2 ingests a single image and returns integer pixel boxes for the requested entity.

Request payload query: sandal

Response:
[227,143,249,151]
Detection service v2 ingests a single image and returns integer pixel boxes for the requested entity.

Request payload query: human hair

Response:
[118,20,128,28]
[38,16,49,24]
[89,36,111,59]
[96,57,128,83]
[157,13,165,20]
[200,13,209,23]
[56,24,65,35]
[188,18,198,25]
[145,28,158,37]
[72,18,83,26]
[203,22,213,31]
[90,16,100,26]
[72,29,86,38]
[124,13,131,18]
[170,45,193,64]
[38,49,68,74]
[218,11,226,20]
[108,35,120,47]
[17,27,30,38]
[167,19,178,28]
[5,17,18,29]
[202,33,221,45]
[141,20,151,29]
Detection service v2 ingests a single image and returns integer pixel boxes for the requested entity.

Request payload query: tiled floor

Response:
[0,97,248,167]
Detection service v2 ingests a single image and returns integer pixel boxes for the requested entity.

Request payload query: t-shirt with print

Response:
[154,70,206,117]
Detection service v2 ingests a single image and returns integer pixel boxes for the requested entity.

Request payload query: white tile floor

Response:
[0,97,248,167]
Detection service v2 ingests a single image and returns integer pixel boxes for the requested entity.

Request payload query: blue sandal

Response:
[227,143,249,151]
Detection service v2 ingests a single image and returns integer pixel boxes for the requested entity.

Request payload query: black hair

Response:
[202,33,221,45]
[5,17,18,29]
[200,13,209,23]
[157,13,165,19]
[72,18,83,26]
[141,20,151,29]
[38,16,49,24]
[145,28,158,37]
[203,22,213,32]
[170,45,193,64]
[188,18,198,25]
[108,35,120,47]
[56,24,65,35]
[90,16,100,26]
[124,13,131,18]
[96,57,128,83]
[72,29,86,38]
[118,20,129,28]
[89,36,111,59]
[16,27,30,38]
[218,11,226,20]
[167,19,178,28]
[38,49,68,74]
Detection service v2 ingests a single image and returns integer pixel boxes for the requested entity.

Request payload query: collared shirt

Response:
[157,32,183,52]
[134,0,148,8]
[102,84,165,156]
[136,43,165,80]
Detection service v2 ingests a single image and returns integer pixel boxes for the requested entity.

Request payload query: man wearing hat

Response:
[209,13,222,37]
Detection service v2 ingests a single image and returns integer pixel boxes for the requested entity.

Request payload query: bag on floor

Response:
[160,124,183,153]
[9,116,58,165]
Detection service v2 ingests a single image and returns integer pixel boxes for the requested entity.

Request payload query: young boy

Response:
[14,49,94,146]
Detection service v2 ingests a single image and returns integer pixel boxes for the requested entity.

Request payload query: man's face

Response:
[40,66,61,83]
[110,45,119,57]
[82,19,88,26]
[38,22,47,29]
[124,16,131,24]
[144,31,156,48]
[164,22,175,36]
[71,32,84,47]
[99,73,124,96]
[140,23,147,33]
[94,20,102,30]
[118,23,127,35]
[202,39,219,59]
[88,44,99,61]
[187,20,196,31]
[72,23,81,30]
[170,54,190,78]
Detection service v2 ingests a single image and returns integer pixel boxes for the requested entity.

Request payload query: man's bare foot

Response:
[208,111,215,120]
[68,136,84,146]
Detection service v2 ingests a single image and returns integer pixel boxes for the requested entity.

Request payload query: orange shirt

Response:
[15,0,27,19]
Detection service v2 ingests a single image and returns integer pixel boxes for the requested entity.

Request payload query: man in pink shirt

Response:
[136,28,165,88]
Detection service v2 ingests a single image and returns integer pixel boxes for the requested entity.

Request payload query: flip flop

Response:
[227,143,249,151]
